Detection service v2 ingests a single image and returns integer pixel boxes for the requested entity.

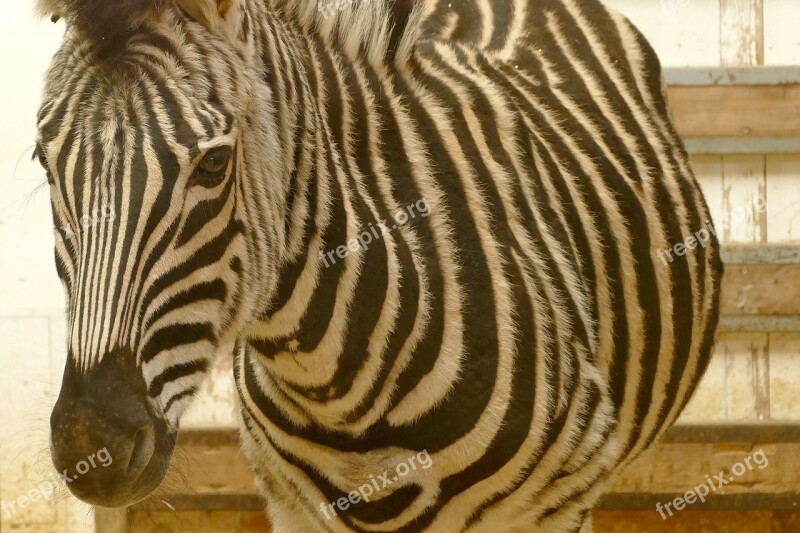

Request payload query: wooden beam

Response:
[608,440,800,502]
[127,508,270,532]
[598,493,800,511]
[719,0,764,67]
[721,264,800,316]
[93,508,127,533]
[170,422,800,450]
[593,509,800,532]
[662,422,800,443]
[132,493,265,512]
[660,67,800,152]
[131,425,800,517]
[667,84,800,139]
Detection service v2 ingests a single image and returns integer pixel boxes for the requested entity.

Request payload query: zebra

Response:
[34,0,722,530]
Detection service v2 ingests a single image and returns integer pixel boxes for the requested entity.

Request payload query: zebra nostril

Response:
[127,426,155,476]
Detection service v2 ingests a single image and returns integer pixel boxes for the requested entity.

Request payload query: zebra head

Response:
[35,0,285,506]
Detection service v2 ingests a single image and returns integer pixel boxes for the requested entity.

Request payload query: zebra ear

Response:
[177,0,243,40]
[34,0,64,20]
[34,0,164,45]
[216,0,234,17]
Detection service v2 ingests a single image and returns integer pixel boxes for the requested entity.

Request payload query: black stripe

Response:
[149,359,209,397]
[140,323,216,364]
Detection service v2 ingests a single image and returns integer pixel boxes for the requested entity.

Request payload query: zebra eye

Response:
[192,146,232,187]
[34,147,54,184]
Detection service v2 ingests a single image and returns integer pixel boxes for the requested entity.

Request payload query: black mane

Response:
[52,0,164,58]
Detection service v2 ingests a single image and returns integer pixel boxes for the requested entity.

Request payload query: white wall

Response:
[606,0,800,66]
[605,0,722,66]
[764,0,800,64]
[0,5,62,309]
[0,6,95,532]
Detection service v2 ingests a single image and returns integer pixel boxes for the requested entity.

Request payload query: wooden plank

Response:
[766,155,800,244]
[164,432,259,496]
[768,334,800,420]
[682,344,729,420]
[134,426,800,521]
[180,355,237,429]
[93,509,127,533]
[174,422,800,449]
[667,85,800,139]
[593,510,798,532]
[664,69,800,152]
[719,0,764,66]
[175,428,241,446]
[597,494,800,512]
[722,154,767,244]
[128,509,269,532]
[681,333,768,421]
[721,265,800,316]
[663,423,800,444]
[132,494,265,512]
[754,339,771,420]
[611,440,800,495]
[693,154,724,234]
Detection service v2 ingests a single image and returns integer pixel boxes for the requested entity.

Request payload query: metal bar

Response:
[722,245,800,265]
[684,137,800,154]
[597,492,800,511]
[665,66,800,86]
[664,422,800,443]
[719,315,800,333]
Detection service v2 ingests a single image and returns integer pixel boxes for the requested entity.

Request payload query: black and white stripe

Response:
[36,0,722,531]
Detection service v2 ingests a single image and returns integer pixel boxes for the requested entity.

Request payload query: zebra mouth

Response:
[50,349,179,508]
[71,425,177,508]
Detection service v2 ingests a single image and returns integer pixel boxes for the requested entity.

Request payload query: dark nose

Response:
[50,350,161,507]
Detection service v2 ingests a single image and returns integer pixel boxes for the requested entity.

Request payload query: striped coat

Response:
[234,1,722,531]
[34,0,722,531]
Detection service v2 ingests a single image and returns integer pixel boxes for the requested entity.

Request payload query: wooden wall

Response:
[670,0,800,425]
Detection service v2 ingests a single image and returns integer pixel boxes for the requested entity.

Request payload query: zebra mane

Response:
[35,0,165,46]
[35,0,422,65]
[264,0,422,64]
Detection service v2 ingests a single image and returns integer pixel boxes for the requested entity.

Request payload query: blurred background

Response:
[0,1,798,531]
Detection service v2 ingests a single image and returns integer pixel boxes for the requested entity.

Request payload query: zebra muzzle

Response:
[49,349,176,507]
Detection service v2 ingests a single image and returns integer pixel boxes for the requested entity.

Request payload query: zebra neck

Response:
[236,11,331,321]
[241,22,420,426]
